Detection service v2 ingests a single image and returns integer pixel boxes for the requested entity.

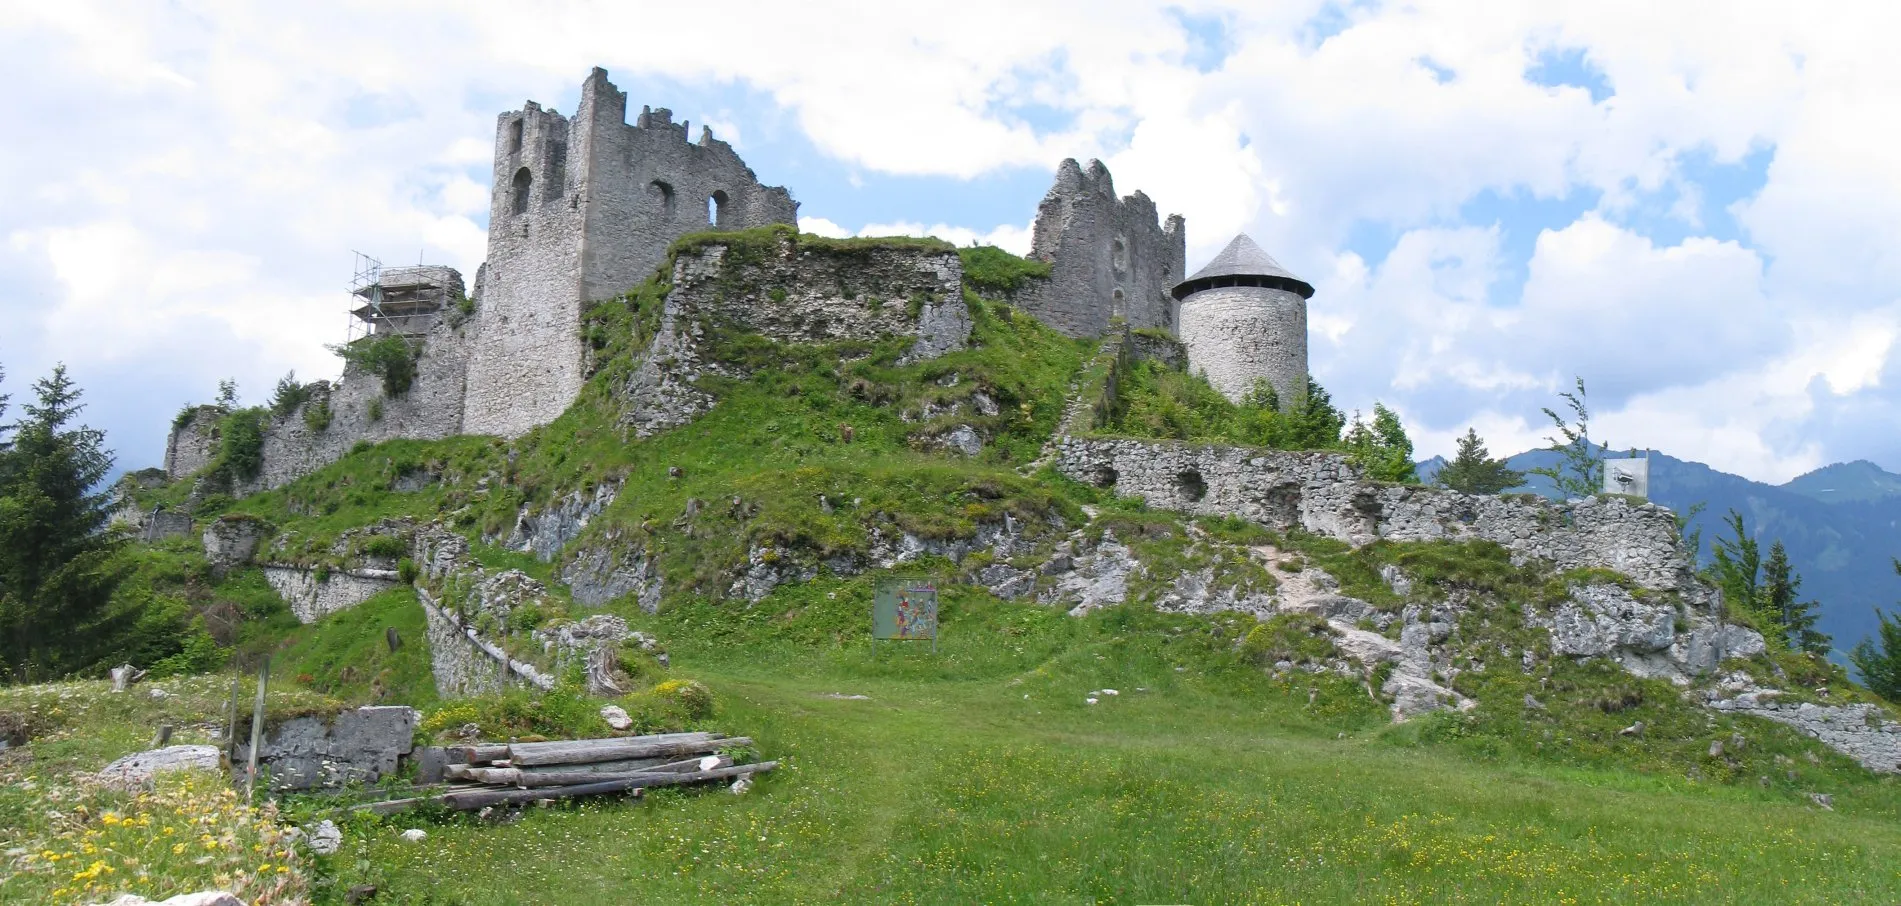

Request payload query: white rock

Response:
[305,819,341,856]
[599,705,633,731]
[92,745,221,790]
[400,828,427,842]
[147,688,172,700]
[1085,697,1099,705]
[95,893,246,906]
[730,776,752,795]
[1100,689,1119,696]
[699,755,721,771]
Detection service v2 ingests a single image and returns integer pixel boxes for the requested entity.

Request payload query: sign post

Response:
[873,577,939,655]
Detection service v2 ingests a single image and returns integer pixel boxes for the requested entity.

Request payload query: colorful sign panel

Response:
[873,578,938,642]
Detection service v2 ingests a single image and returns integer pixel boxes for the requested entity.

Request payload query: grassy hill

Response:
[10,232,1901,904]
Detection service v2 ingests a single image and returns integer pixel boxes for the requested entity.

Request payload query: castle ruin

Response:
[463,67,799,438]
[162,67,1317,490]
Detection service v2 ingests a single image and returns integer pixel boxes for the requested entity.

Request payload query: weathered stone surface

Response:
[142,508,195,543]
[1707,694,1901,773]
[202,515,270,575]
[234,706,419,791]
[263,566,400,624]
[1179,283,1309,407]
[1546,583,1677,657]
[1018,158,1186,338]
[505,482,621,562]
[1053,437,1691,592]
[561,542,663,610]
[601,705,633,731]
[163,406,222,479]
[465,69,797,440]
[93,745,221,789]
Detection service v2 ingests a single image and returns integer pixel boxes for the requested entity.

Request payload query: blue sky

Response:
[2,1,1898,485]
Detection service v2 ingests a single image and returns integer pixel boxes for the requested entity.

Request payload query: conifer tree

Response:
[1707,508,1762,623]
[1435,427,1525,494]
[1344,403,1418,483]
[0,364,129,678]
[1851,560,1901,702]
[1762,540,1830,654]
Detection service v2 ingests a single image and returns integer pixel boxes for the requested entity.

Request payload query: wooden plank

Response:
[507,736,747,767]
[512,756,730,788]
[517,756,674,777]
[456,744,510,765]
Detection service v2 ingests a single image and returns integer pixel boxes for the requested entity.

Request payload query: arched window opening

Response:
[650,180,675,216]
[708,190,730,226]
[511,167,533,216]
[508,119,524,154]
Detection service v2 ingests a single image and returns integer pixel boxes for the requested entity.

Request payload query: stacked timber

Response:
[359,732,774,815]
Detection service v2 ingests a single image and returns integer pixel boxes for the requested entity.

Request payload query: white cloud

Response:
[3,0,1901,482]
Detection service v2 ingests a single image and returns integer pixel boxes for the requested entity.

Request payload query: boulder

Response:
[1549,583,1675,657]
[92,745,221,790]
[96,893,245,906]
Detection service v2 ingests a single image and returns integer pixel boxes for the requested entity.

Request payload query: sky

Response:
[2,1,1897,484]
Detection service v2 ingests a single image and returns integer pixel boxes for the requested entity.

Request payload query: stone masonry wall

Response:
[1178,284,1308,406]
[1018,158,1186,338]
[462,68,797,439]
[1054,437,1691,592]
[617,233,970,437]
[1707,693,1901,773]
[262,565,401,623]
[163,406,222,479]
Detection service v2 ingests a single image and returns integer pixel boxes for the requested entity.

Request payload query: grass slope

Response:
[322,585,1901,904]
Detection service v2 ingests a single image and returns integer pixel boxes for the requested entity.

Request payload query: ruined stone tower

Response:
[1019,159,1186,338]
[1173,234,1314,408]
[462,68,799,438]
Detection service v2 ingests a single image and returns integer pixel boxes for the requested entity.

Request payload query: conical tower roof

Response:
[1171,233,1314,300]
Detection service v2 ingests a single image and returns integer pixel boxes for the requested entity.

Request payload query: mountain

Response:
[1419,448,1901,656]
[1782,460,1901,504]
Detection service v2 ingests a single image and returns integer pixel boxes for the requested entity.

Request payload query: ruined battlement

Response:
[1018,158,1186,338]
[464,67,799,439]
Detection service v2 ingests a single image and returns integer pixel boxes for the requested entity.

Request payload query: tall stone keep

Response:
[462,68,799,438]
[1020,159,1185,338]
[1173,234,1315,408]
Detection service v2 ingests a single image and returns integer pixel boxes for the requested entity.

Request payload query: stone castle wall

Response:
[461,68,797,439]
[164,406,222,478]
[1018,158,1186,338]
[1178,284,1309,406]
[1054,437,1692,592]
[617,232,971,437]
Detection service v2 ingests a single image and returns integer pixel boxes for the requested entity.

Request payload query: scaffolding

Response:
[345,252,459,343]
[346,251,385,344]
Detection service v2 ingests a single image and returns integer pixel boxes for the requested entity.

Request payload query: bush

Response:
[149,621,226,677]
[214,407,269,482]
[303,398,333,432]
[358,535,408,560]
[397,557,418,584]
[332,334,419,397]
[268,371,308,416]
[1240,612,1339,666]
[367,397,384,422]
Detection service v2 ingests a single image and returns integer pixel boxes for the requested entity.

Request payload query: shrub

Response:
[268,371,309,416]
[358,535,408,560]
[303,398,332,432]
[332,334,419,397]
[214,407,269,482]
[397,557,418,584]
[367,397,384,422]
[1240,612,1339,666]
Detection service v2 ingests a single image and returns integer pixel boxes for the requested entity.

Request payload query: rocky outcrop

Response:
[202,514,271,576]
[1707,687,1901,773]
[504,481,621,561]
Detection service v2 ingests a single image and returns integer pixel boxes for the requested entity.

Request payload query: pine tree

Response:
[0,364,129,678]
[1762,540,1830,655]
[1706,508,1762,623]
[1850,560,1901,702]
[1435,427,1525,494]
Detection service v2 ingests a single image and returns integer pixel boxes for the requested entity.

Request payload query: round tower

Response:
[1171,234,1315,409]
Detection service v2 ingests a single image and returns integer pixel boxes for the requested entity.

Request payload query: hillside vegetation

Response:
[8,233,1900,904]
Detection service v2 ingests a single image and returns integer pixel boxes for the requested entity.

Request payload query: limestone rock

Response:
[92,745,221,790]
[601,705,633,731]
[1548,583,1675,657]
[96,892,246,906]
